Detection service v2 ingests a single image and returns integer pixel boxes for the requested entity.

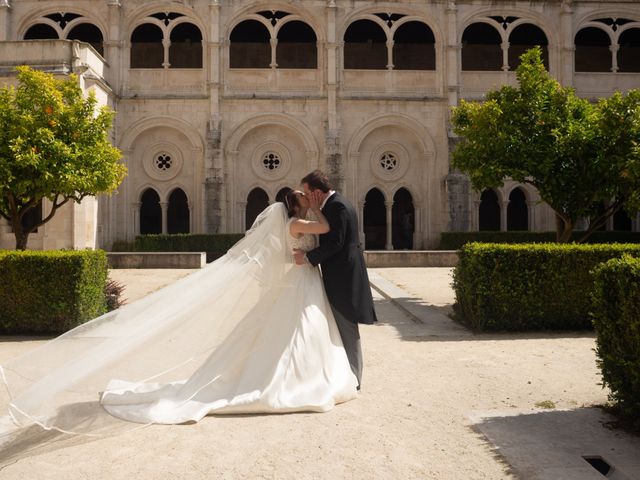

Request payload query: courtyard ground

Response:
[1,268,639,479]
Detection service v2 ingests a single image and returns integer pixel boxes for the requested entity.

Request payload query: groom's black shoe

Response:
[356,385,361,391]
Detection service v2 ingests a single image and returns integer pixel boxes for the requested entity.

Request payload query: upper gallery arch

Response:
[228,9,320,69]
[341,10,440,70]
[20,11,106,56]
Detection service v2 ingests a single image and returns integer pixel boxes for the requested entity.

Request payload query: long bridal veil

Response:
[0,203,293,435]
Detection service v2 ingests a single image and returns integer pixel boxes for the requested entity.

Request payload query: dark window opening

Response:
[507,188,528,231]
[131,23,164,68]
[167,188,190,234]
[393,21,435,70]
[230,20,271,69]
[613,208,633,231]
[508,24,548,70]
[575,27,611,72]
[392,188,414,250]
[67,23,104,56]
[140,188,162,234]
[276,21,317,69]
[24,23,59,40]
[364,188,386,249]
[462,23,502,71]
[618,28,640,73]
[246,188,270,230]
[169,23,203,68]
[479,189,501,231]
[344,20,387,70]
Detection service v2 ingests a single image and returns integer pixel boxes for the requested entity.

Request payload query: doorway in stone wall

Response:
[364,188,386,249]
[392,188,414,249]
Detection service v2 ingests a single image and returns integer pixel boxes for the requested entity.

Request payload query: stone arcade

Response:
[0,0,639,250]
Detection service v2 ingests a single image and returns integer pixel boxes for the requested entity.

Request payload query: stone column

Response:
[237,201,247,232]
[386,40,394,70]
[413,206,422,249]
[527,200,536,230]
[610,44,619,73]
[325,1,343,193]
[500,200,509,231]
[160,202,168,234]
[473,199,481,231]
[501,41,510,72]
[270,37,278,68]
[132,202,141,238]
[560,0,574,86]
[445,171,471,231]
[445,0,460,106]
[0,0,12,41]
[162,38,171,69]
[385,200,394,250]
[106,0,122,93]
[188,201,194,233]
[205,1,224,233]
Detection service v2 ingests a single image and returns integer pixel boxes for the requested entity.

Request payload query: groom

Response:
[294,170,377,389]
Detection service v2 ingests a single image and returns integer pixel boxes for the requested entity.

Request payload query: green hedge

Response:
[440,231,640,250]
[592,256,640,428]
[133,234,244,262]
[452,243,640,332]
[0,250,108,334]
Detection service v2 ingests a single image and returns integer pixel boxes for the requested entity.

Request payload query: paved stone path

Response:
[0,268,638,479]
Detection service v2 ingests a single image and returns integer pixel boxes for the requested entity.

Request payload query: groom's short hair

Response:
[301,170,331,193]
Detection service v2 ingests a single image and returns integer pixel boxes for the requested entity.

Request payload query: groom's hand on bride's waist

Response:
[293,249,307,265]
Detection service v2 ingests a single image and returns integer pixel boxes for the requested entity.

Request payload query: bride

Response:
[1,190,358,434]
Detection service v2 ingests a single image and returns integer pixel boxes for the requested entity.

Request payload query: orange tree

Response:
[451,47,640,242]
[0,66,126,249]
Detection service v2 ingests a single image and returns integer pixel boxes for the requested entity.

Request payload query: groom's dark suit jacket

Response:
[306,192,377,325]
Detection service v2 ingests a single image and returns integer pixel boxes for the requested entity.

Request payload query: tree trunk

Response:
[555,214,573,243]
[12,223,29,250]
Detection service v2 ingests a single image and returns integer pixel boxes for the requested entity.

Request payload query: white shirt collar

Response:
[320,190,336,210]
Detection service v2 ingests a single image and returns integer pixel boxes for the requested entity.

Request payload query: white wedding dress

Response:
[100,217,358,424]
[1,204,357,434]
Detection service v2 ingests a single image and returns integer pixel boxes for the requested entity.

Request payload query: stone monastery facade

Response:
[0,0,639,250]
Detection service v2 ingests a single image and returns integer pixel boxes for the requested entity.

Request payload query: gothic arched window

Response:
[67,23,104,55]
[246,188,270,230]
[479,189,500,231]
[276,21,317,69]
[131,23,164,68]
[508,24,548,70]
[167,188,190,234]
[575,27,611,72]
[461,23,502,71]
[230,20,271,68]
[393,21,435,70]
[344,20,387,69]
[169,23,203,68]
[507,188,528,231]
[140,188,162,234]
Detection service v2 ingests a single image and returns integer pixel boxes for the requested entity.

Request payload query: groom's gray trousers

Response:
[331,308,363,387]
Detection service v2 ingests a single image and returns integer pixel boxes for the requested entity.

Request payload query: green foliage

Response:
[452,243,640,332]
[592,256,640,429]
[451,47,640,242]
[0,66,126,249]
[134,234,244,262]
[0,250,108,334]
[439,231,640,250]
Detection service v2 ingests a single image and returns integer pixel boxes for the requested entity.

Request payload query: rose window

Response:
[380,152,398,171]
[155,153,172,171]
[262,152,281,171]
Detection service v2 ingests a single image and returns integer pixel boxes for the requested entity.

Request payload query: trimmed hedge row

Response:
[133,234,244,262]
[452,243,640,331]
[0,250,108,334]
[440,231,640,250]
[592,256,640,428]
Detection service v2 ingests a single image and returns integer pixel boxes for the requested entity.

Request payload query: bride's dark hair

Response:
[284,190,301,218]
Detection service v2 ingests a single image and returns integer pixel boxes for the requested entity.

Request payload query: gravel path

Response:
[0,268,610,479]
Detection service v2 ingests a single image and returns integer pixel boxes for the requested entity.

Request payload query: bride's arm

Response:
[289,192,330,235]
